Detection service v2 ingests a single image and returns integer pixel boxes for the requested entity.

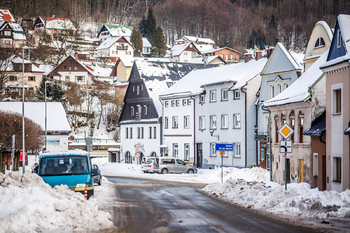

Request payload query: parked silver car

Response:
[153,157,197,174]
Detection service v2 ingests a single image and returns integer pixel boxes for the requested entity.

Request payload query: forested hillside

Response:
[3,0,350,51]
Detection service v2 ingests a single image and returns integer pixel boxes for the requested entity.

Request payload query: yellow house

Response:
[303,21,333,71]
[111,57,134,82]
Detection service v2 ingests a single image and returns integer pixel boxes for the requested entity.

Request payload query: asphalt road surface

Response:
[104,177,330,233]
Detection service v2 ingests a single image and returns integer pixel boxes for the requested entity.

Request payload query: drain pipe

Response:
[262,105,272,182]
[191,95,196,166]
[241,87,248,168]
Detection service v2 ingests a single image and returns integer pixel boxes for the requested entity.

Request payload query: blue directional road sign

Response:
[215,143,233,151]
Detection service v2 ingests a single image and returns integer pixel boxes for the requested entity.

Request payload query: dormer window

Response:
[314,37,325,48]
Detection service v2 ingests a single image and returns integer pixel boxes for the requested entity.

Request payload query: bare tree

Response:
[65,82,84,132]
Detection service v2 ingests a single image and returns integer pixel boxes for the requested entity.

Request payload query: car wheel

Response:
[187,169,194,174]
[161,168,168,174]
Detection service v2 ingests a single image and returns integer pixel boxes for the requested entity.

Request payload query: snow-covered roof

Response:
[264,49,328,107]
[134,60,217,115]
[0,9,15,22]
[170,42,192,57]
[321,14,350,69]
[119,57,134,67]
[1,55,44,73]
[189,55,222,64]
[142,38,151,48]
[0,102,71,132]
[0,22,26,40]
[315,21,333,42]
[89,65,112,77]
[262,43,304,75]
[39,16,76,31]
[96,36,132,50]
[194,43,214,53]
[102,24,133,37]
[160,58,267,98]
[4,81,29,88]
[177,36,215,45]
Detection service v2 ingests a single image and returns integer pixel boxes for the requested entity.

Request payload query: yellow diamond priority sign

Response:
[278,123,294,139]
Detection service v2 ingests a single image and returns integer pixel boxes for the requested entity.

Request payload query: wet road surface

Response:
[106,177,325,233]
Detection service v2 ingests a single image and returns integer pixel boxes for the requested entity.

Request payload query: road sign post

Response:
[278,124,294,191]
[215,144,233,184]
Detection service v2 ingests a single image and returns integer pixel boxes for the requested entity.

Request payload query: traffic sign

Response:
[279,140,293,153]
[278,123,294,139]
[220,151,225,155]
[215,143,233,151]
[134,152,140,158]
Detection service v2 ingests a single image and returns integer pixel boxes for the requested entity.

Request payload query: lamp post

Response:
[22,46,36,174]
[45,80,54,151]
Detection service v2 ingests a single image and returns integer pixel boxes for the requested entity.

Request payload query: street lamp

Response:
[45,80,54,151]
[22,46,36,174]
[209,129,219,140]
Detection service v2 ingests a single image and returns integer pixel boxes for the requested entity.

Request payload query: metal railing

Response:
[72,138,120,144]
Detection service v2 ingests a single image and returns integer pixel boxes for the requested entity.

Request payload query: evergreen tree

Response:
[36,76,65,102]
[247,29,267,50]
[151,26,167,58]
[138,15,147,37]
[130,27,143,57]
[144,7,157,43]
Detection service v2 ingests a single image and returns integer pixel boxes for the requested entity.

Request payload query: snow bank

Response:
[0,172,114,233]
[202,178,350,219]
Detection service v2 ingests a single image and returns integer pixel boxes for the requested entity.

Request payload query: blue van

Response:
[38,150,96,199]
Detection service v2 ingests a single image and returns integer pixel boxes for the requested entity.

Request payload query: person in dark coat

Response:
[32,163,38,174]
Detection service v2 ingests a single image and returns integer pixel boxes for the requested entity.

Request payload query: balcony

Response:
[117,45,128,50]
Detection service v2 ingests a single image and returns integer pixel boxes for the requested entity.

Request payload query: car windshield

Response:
[39,156,89,176]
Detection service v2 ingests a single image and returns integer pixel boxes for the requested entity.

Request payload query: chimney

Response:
[255,51,262,60]
[267,47,274,59]
[244,53,252,63]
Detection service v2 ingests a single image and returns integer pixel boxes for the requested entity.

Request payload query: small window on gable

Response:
[337,30,342,48]
[315,37,325,48]
[144,105,147,115]
[165,101,169,107]
[183,99,187,106]
[234,90,240,99]
[131,106,134,116]
[200,94,205,103]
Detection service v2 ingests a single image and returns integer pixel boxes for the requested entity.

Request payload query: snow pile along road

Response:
[0,171,115,232]
[202,177,350,219]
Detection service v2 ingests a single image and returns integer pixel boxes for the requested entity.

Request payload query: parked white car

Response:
[141,157,197,174]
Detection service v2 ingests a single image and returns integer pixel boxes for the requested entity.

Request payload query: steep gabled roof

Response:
[202,47,242,55]
[177,35,215,45]
[37,16,76,31]
[96,36,134,50]
[0,9,15,22]
[97,24,133,38]
[264,49,328,107]
[0,21,26,40]
[48,56,94,76]
[261,43,303,75]
[321,14,350,69]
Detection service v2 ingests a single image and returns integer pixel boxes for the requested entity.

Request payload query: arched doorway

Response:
[125,151,132,164]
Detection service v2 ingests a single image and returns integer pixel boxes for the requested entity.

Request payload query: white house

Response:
[96,36,134,62]
[160,57,267,168]
[97,24,133,41]
[0,102,72,151]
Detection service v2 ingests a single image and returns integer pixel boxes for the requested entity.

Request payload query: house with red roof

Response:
[32,16,77,41]
[0,9,15,22]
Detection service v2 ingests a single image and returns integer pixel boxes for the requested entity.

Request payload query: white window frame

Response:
[184,144,190,161]
[125,127,128,139]
[165,101,169,107]
[171,100,175,107]
[337,30,341,48]
[130,127,133,139]
[187,99,191,105]
[176,100,180,107]
[210,143,216,157]
[210,115,217,129]
[199,116,205,129]
[165,117,169,128]
[183,99,187,106]
[172,116,178,128]
[233,114,241,128]
[144,105,147,115]
[184,115,190,129]
[210,90,217,102]
[200,94,205,103]
[153,127,156,139]
[173,143,179,157]
[221,114,228,129]
[131,106,134,116]
[149,126,152,139]
[234,90,240,99]
[221,89,228,101]
[234,143,241,157]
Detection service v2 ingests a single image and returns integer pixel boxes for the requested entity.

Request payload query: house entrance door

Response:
[196,143,202,168]
[259,142,267,169]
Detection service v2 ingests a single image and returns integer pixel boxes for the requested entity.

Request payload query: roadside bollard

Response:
[84,188,87,199]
